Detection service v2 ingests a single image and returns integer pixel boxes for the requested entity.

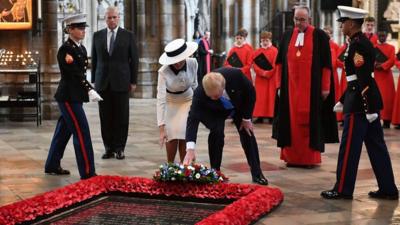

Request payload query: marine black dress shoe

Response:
[45,167,70,175]
[368,190,399,200]
[102,152,115,159]
[116,151,125,160]
[320,190,353,199]
[81,173,98,180]
[252,174,268,185]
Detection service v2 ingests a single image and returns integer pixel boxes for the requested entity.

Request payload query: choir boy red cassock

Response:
[224,28,254,81]
[273,6,338,166]
[364,32,378,46]
[364,16,378,46]
[393,51,400,129]
[374,32,395,127]
[252,31,278,119]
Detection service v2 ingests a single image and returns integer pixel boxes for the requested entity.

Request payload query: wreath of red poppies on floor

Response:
[0,176,283,225]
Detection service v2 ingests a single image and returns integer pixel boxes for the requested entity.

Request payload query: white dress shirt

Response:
[107,26,119,52]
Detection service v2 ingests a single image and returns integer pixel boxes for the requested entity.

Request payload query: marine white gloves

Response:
[88,89,103,102]
[333,102,343,112]
[366,113,378,123]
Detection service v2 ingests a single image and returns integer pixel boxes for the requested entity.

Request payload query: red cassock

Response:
[224,44,254,81]
[278,26,331,165]
[392,53,400,125]
[336,43,348,121]
[252,46,278,118]
[374,43,396,121]
[364,32,378,46]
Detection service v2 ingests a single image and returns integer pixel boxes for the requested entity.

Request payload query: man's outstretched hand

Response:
[183,149,196,165]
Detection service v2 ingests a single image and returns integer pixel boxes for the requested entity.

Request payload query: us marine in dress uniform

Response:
[44,14,103,180]
[321,6,398,200]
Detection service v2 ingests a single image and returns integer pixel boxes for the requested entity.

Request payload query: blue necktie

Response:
[220,96,234,110]
[109,29,115,55]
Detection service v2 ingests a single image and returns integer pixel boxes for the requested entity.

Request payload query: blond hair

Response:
[202,72,225,94]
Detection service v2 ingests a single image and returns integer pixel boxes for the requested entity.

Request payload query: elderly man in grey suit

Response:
[91,6,139,160]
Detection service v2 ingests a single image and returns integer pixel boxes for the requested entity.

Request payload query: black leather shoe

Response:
[102,152,115,159]
[368,190,399,200]
[321,190,353,199]
[45,167,70,175]
[395,125,400,130]
[116,151,125,160]
[252,174,268,185]
[81,173,98,180]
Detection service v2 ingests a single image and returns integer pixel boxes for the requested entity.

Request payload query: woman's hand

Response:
[159,125,167,149]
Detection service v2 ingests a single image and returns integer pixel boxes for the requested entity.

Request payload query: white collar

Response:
[295,32,304,47]
[70,38,81,47]
[107,26,119,33]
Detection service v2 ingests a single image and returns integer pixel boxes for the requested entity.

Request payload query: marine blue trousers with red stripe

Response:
[333,113,397,196]
[45,102,96,179]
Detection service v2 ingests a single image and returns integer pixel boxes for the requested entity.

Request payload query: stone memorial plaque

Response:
[35,195,227,225]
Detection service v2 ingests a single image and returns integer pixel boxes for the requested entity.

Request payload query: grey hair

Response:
[105,6,119,15]
[294,5,311,17]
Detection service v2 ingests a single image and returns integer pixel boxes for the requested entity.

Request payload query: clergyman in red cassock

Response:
[197,31,213,85]
[273,6,338,167]
[252,31,278,122]
[374,31,395,128]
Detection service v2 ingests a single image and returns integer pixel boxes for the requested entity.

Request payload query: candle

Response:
[38,0,42,19]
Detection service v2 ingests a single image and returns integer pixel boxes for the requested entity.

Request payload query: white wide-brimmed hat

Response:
[159,39,198,65]
[337,6,368,22]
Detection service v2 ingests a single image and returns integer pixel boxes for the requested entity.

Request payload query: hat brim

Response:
[337,17,350,22]
[69,23,89,28]
[159,42,198,65]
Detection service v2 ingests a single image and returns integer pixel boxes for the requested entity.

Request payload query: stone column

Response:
[130,0,161,98]
[210,0,259,56]
[41,0,60,119]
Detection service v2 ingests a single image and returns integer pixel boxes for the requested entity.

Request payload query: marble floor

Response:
[0,99,399,225]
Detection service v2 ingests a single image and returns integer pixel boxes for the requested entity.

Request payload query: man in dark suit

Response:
[91,6,139,160]
[183,67,268,185]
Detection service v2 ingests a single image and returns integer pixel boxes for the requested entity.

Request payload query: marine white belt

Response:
[346,74,357,82]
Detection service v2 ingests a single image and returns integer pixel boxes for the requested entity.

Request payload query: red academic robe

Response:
[374,43,396,121]
[393,53,400,125]
[252,46,278,118]
[224,44,254,81]
[336,43,348,121]
[364,32,378,46]
[276,26,332,165]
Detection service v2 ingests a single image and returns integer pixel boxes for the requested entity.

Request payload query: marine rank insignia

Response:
[65,53,74,64]
[353,52,364,67]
